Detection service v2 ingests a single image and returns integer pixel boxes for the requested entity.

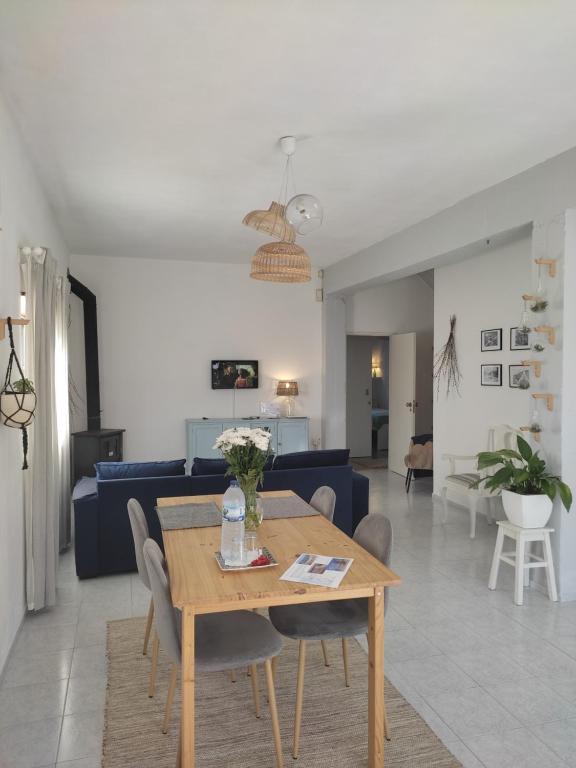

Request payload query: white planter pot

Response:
[501,489,553,528]
[0,392,36,427]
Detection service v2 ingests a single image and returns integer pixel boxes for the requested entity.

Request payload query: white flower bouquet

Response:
[214,427,273,529]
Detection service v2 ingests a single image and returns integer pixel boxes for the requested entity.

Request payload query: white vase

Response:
[501,489,553,528]
[0,392,36,427]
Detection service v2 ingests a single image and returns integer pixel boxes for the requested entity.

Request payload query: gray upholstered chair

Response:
[309,485,336,522]
[127,498,161,697]
[269,514,393,759]
[309,486,337,668]
[143,538,285,767]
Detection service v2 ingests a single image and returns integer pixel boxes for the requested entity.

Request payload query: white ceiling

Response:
[2,1,576,267]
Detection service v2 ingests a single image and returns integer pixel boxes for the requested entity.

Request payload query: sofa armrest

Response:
[351,471,369,532]
[74,493,100,579]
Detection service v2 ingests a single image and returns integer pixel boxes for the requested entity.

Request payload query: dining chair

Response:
[127,498,160,697]
[309,485,336,668]
[143,538,285,768]
[268,514,393,759]
[309,486,336,522]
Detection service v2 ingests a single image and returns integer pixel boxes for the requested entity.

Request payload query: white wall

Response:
[0,93,69,673]
[69,255,322,461]
[433,236,532,493]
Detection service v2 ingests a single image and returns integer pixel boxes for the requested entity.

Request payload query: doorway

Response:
[346,335,389,465]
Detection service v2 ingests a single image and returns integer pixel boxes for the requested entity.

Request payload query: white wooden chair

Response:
[441,425,522,538]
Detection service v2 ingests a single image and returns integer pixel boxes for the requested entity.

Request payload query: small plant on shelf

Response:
[530,300,548,313]
[529,422,542,434]
[11,378,35,393]
[532,342,545,353]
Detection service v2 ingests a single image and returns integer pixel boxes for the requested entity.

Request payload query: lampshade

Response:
[243,201,296,243]
[286,194,323,235]
[276,380,298,397]
[250,241,311,283]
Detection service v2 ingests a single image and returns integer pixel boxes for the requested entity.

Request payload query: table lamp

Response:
[276,380,299,417]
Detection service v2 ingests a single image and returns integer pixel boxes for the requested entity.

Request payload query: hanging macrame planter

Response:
[0,317,36,469]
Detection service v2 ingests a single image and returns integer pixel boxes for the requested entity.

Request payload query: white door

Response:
[346,336,373,457]
[388,332,416,475]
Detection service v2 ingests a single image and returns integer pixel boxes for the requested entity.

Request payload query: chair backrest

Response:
[488,425,523,452]
[310,485,336,522]
[127,498,151,590]
[353,514,393,612]
[143,538,181,665]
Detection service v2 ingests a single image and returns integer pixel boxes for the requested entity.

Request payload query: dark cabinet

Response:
[72,428,125,482]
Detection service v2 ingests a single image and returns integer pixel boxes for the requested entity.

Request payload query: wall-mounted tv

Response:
[211,361,259,390]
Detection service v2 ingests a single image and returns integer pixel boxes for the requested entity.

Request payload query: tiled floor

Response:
[2,469,576,767]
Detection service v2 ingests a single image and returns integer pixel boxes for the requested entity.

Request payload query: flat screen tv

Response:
[211,360,259,390]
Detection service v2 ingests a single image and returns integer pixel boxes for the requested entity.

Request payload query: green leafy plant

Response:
[475,435,572,510]
[11,378,35,394]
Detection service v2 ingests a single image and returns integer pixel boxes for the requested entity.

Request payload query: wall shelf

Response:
[521,360,542,378]
[535,258,557,278]
[532,393,555,412]
[520,426,541,442]
[0,317,29,341]
[534,325,556,345]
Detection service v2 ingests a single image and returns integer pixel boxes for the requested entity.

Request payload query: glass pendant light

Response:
[519,298,531,333]
[286,194,323,235]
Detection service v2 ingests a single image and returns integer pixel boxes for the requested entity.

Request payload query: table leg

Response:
[368,587,384,767]
[181,605,196,768]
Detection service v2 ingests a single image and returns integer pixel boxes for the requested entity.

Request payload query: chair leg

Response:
[441,486,449,523]
[514,536,526,606]
[321,640,330,667]
[468,495,478,539]
[250,664,260,718]
[229,669,236,683]
[293,640,307,760]
[342,638,350,687]
[543,532,558,602]
[143,597,154,655]
[383,700,391,741]
[162,663,179,734]
[406,468,413,493]
[489,525,504,590]
[148,632,160,697]
[485,496,494,525]
[265,658,284,768]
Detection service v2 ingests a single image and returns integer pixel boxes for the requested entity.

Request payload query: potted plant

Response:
[475,435,572,528]
[0,377,36,427]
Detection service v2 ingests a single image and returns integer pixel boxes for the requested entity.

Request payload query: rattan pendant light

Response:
[245,136,318,284]
[242,202,296,242]
[250,241,311,283]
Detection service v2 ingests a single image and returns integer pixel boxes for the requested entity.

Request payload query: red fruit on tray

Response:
[250,555,271,567]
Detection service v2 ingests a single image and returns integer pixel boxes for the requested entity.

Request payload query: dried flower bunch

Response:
[434,315,461,397]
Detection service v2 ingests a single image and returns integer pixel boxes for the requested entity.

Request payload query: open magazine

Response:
[280,553,353,589]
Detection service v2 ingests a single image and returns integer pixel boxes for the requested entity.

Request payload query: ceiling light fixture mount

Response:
[245,136,323,284]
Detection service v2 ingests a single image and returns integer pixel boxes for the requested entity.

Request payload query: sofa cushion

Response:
[95,459,186,480]
[191,455,275,476]
[72,476,98,501]
[273,449,350,471]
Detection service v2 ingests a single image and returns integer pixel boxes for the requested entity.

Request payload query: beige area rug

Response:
[352,456,389,470]
[103,618,460,768]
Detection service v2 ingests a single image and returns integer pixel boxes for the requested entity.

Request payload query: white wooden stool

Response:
[488,520,558,605]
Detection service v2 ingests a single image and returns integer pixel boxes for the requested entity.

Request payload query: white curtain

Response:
[20,249,70,611]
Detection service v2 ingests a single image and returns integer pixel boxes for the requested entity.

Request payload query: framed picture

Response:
[481,328,502,351]
[481,364,502,386]
[510,327,531,351]
[509,365,530,389]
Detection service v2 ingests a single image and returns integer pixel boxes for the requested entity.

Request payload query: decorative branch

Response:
[434,315,461,398]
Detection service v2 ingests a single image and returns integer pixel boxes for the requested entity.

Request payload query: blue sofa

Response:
[73,452,369,579]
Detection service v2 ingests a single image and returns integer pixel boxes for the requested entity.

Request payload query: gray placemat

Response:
[156,502,221,530]
[262,496,320,519]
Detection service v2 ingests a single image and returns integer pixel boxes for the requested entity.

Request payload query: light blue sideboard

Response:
[186,417,309,463]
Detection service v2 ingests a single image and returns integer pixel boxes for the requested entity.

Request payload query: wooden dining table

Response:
[158,489,401,768]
